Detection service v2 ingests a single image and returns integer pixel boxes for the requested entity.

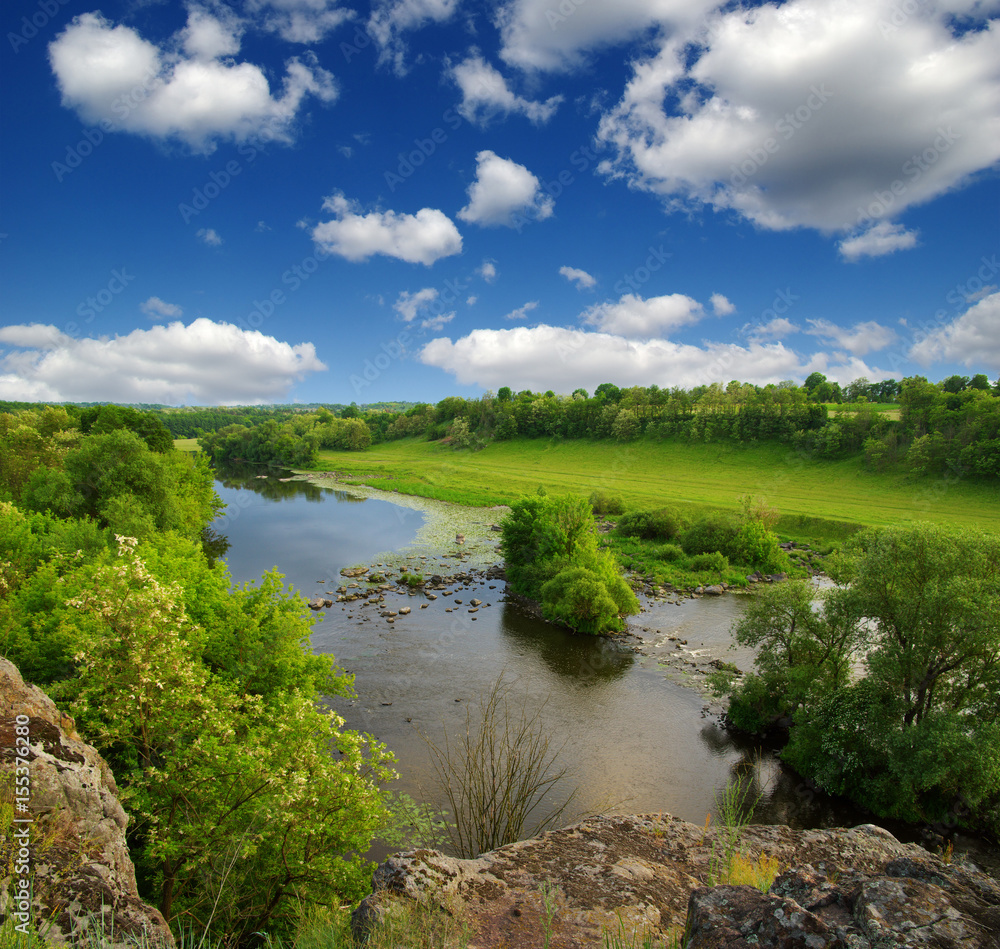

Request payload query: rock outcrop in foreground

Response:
[0,658,174,948]
[355,815,1000,948]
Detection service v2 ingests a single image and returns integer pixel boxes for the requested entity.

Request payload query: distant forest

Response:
[181,373,1000,479]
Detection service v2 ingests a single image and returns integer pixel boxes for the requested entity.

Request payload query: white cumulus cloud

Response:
[496,0,718,72]
[909,292,1000,370]
[420,324,803,392]
[805,319,899,356]
[197,228,223,246]
[0,319,326,404]
[710,293,736,316]
[49,10,338,153]
[838,222,920,261]
[749,317,799,340]
[141,296,184,319]
[458,151,554,227]
[560,266,596,289]
[312,193,462,265]
[450,54,562,125]
[581,292,704,338]
[478,260,498,282]
[597,0,1000,236]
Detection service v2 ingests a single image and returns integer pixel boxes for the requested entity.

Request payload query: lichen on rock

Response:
[0,658,174,949]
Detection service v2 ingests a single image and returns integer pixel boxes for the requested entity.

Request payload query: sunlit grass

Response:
[311,436,1000,541]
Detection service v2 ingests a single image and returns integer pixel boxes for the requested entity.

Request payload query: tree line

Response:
[181,373,1000,479]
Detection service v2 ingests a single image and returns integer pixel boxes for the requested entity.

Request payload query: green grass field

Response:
[173,437,200,451]
[824,402,901,420]
[311,437,1000,544]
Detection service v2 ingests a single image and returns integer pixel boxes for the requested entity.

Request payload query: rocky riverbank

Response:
[353,814,1000,948]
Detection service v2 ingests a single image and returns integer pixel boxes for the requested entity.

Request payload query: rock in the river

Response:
[0,659,174,949]
[352,816,1000,949]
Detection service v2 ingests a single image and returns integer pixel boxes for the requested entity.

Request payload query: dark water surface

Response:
[211,469,995,868]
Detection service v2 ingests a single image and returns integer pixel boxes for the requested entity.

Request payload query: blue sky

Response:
[1,0,998,405]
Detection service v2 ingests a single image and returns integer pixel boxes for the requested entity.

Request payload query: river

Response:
[210,466,990,866]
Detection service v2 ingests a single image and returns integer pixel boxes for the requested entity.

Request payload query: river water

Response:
[211,467,990,864]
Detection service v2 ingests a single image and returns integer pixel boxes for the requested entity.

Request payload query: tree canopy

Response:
[714,523,1000,836]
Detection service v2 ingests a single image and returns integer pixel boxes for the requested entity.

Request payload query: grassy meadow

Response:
[311,437,1000,545]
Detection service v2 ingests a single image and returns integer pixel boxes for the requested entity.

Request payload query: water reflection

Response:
[499,601,634,684]
[214,463,329,502]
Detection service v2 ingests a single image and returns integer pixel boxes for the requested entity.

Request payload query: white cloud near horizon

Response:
[49,10,338,153]
[450,54,563,125]
[805,318,899,356]
[312,192,462,264]
[839,222,920,261]
[582,292,704,338]
[419,321,903,392]
[458,151,554,227]
[420,324,803,392]
[749,317,799,340]
[910,291,1000,371]
[140,296,183,320]
[596,0,1000,236]
[0,319,326,403]
[560,266,596,289]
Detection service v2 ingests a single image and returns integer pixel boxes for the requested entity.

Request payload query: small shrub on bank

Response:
[690,551,729,574]
[615,507,685,541]
[680,515,740,558]
[656,543,685,563]
[589,490,625,516]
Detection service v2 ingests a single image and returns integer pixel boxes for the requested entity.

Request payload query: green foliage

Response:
[199,420,320,468]
[0,497,398,945]
[731,519,787,573]
[726,523,1000,836]
[655,543,684,563]
[501,495,638,634]
[588,490,625,516]
[78,405,173,452]
[540,559,630,634]
[65,538,395,942]
[689,551,728,574]
[680,515,740,558]
[614,507,685,541]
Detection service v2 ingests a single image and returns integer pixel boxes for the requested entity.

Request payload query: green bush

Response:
[615,507,684,541]
[680,514,740,558]
[690,551,728,573]
[656,543,685,563]
[588,490,625,516]
[731,519,788,572]
[540,565,625,634]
